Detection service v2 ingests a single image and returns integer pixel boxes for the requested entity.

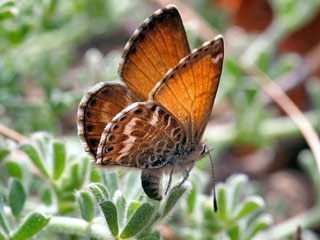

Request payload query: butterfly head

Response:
[187,143,210,162]
[198,143,211,158]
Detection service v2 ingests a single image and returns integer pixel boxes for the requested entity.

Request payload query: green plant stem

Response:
[47,216,110,239]
[254,206,320,240]
[204,110,320,145]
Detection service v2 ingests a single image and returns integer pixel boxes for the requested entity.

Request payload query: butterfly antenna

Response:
[208,149,218,212]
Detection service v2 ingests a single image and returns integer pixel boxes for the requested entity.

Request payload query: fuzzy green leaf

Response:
[115,191,126,227]
[77,157,89,188]
[124,172,140,198]
[102,172,119,197]
[6,161,23,179]
[10,212,50,240]
[0,199,9,234]
[0,149,10,163]
[89,183,109,202]
[0,7,18,20]
[120,203,155,238]
[33,133,50,161]
[127,201,141,221]
[217,185,228,221]
[187,182,196,214]
[201,201,221,233]
[0,229,5,240]
[59,161,78,191]
[76,191,95,222]
[247,214,272,239]
[138,230,161,240]
[162,185,188,219]
[20,143,49,178]
[9,178,26,217]
[0,0,16,7]
[228,225,240,240]
[233,196,264,220]
[228,174,248,211]
[100,200,118,237]
[90,165,100,182]
[62,157,89,190]
[298,150,319,189]
[40,187,52,206]
[52,141,66,180]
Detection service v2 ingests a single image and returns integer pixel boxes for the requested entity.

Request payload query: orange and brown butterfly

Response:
[77,4,224,200]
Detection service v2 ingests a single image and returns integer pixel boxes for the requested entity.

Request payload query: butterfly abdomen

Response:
[141,169,163,200]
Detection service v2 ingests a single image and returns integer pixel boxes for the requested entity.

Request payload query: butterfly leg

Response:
[177,160,196,188]
[165,164,175,195]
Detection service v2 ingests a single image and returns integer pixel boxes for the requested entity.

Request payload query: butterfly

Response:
[77,4,224,200]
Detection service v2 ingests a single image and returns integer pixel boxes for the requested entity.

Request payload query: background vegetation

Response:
[0,0,320,239]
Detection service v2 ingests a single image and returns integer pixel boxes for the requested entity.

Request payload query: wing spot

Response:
[86,111,92,118]
[89,99,96,106]
[158,15,164,22]
[119,116,127,121]
[134,108,142,114]
[151,105,157,112]
[104,158,112,164]
[149,20,155,29]
[113,124,119,130]
[88,138,98,146]
[86,125,93,132]
[170,74,174,78]
[109,135,115,141]
[102,89,110,96]
[105,146,114,153]
[131,48,136,54]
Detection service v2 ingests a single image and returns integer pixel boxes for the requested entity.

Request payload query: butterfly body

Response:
[77,5,224,200]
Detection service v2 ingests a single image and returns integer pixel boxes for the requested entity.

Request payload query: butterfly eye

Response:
[200,144,207,156]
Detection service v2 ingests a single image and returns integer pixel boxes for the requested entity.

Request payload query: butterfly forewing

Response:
[151,36,224,142]
[119,5,190,101]
[77,82,139,158]
[96,102,187,169]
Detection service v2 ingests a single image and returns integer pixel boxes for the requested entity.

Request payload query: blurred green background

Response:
[0,0,320,239]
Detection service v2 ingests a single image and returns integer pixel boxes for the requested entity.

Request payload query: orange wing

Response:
[77,82,139,159]
[151,36,224,143]
[118,5,190,101]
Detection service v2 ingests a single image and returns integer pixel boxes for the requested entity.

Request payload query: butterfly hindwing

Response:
[96,102,187,169]
[151,36,224,142]
[77,82,139,158]
[119,5,190,101]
